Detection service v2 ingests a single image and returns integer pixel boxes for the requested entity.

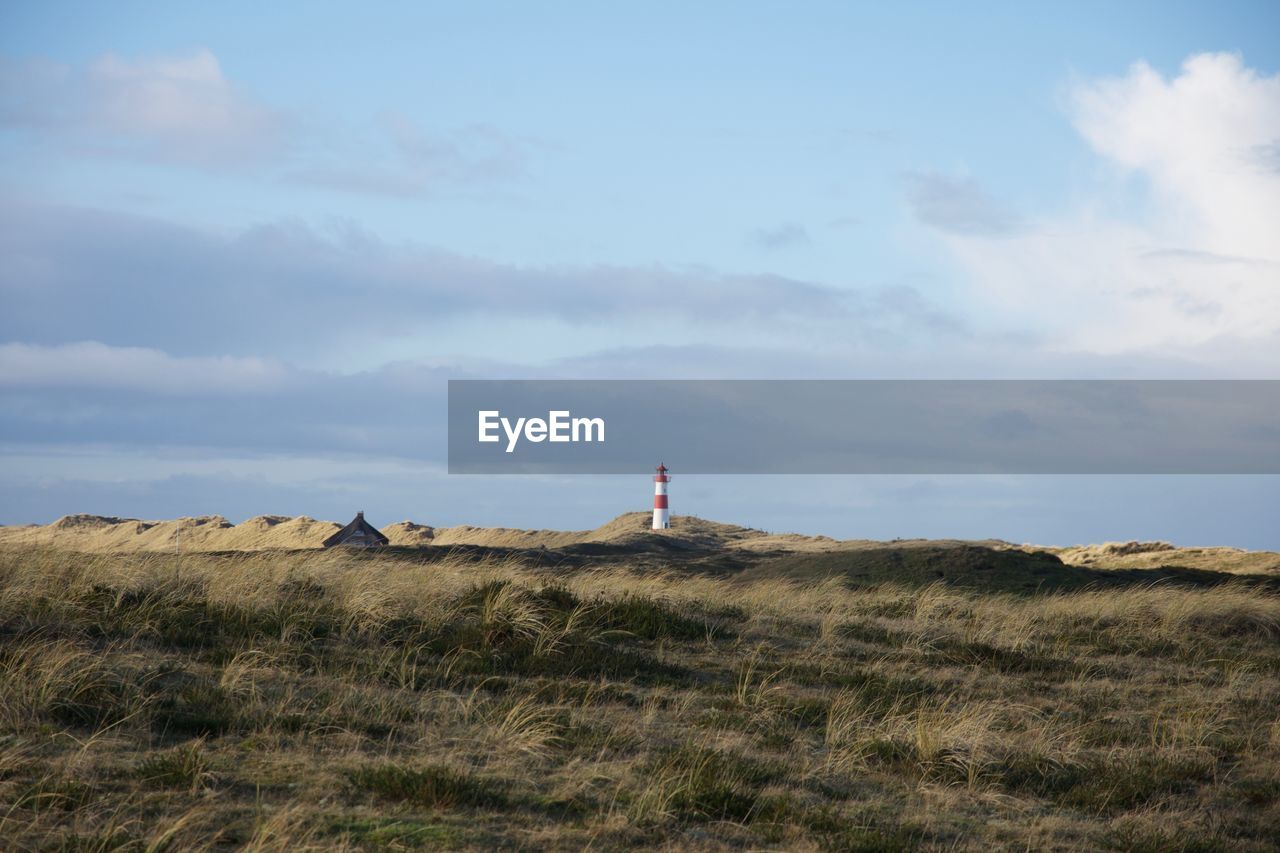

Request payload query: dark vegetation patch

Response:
[149,678,241,738]
[838,619,905,646]
[13,777,96,813]
[45,666,142,730]
[134,741,211,791]
[637,743,783,823]
[742,546,1280,594]
[1104,822,1232,853]
[376,580,728,685]
[1055,753,1216,814]
[788,664,935,708]
[744,545,1084,593]
[595,593,732,641]
[1231,775,1280,806]
[811,820,930,853]
[76,585,343,652]
[347,763,507,811]
[923,637,1075,677]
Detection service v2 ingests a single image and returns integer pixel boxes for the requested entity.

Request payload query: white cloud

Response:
[1,48,282,166]
[1071,52,1280,256]
[88,49,277,155]
[2,50,530,189]
[930,53,1280,360]
[0,342,291,394]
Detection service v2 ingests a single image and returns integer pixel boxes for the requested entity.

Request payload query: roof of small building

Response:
[322,511,390,547]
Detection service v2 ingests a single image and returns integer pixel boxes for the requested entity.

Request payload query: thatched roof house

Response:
[322,511,389,548]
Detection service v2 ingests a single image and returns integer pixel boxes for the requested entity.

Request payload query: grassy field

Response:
[0,545,1277,850]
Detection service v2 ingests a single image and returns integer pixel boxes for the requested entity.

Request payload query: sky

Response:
[2,2,1279,546]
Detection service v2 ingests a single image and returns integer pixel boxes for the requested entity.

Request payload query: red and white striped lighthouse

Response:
[652,463,671,529]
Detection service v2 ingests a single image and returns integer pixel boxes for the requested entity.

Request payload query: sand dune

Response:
[1,512,1275,573]
[1050,540,1280,573]
[0,514,345,552]
[0,511,829,553]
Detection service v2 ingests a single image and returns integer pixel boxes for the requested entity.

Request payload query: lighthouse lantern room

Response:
[652,463,671,530]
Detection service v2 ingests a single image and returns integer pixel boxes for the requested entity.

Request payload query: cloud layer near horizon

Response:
[0,199,969,363]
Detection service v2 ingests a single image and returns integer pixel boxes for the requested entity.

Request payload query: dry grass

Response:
[0,545,1277,850]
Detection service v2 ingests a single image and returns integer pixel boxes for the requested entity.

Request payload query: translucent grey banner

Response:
[447,380,1280,474]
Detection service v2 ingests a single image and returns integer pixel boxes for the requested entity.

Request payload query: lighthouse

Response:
[652,463,671,529]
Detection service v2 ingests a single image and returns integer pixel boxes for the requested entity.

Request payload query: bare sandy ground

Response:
[1,511,1276,573]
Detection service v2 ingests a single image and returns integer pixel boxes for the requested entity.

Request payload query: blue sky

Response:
[2,2,1279,546]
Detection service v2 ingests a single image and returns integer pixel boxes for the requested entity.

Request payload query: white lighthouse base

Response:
[652,508,669,529]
